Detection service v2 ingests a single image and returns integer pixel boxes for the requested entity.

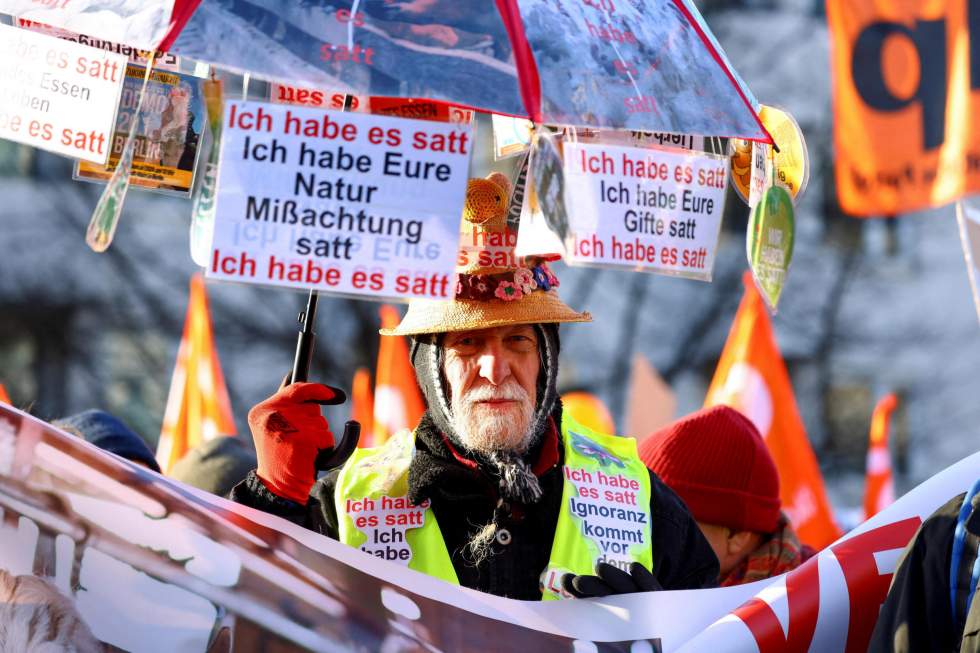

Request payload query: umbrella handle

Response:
[285,289,359,470]
[315,420,361,471]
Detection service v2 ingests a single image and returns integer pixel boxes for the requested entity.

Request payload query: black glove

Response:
[561,562,662,598]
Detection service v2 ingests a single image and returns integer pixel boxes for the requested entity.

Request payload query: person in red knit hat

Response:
[639,405,813,586]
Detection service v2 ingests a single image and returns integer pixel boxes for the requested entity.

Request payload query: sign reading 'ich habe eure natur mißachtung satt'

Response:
[208,101,472,300]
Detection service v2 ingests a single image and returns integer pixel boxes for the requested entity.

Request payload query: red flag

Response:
[372,306,425,447]
[351,367,375,447]
[0,384,10,405]
[157,274,236,473]
[705,272,842,549]
[863,394,899,520]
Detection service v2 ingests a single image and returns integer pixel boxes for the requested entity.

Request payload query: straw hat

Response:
[381,174,591,336]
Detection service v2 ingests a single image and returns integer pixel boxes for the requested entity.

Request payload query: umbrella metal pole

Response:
[288,95,360,466]
[290,289,318,384]
[289,92,352,385]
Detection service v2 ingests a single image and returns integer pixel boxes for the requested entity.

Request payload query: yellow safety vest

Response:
[335,413,653,600]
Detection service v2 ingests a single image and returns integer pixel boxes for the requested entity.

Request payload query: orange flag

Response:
[0,384,10,404]
[157,274,237,474]
[562,391,615,435]
[625,354,676,442]
[863,394,899,521]
[373,305,425,447]
[705,272,842,549]
[351,367,375,447]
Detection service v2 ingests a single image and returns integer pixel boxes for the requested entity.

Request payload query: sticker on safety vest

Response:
[344,495,429,564]
[564,434,649,570]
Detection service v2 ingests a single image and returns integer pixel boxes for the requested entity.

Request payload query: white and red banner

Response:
[0,403,975,652]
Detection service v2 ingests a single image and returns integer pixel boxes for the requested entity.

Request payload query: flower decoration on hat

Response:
[494,281,523,301]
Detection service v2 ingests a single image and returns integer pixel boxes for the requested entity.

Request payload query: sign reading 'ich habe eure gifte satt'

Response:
[208,101,472,300]
[561,140,729,281]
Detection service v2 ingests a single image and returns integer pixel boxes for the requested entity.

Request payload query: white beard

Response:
[449,379,535,456]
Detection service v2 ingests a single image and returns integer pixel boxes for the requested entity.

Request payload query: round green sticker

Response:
[747,186,795,311]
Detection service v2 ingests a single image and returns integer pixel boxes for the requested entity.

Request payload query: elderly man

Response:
[232,176,718,600]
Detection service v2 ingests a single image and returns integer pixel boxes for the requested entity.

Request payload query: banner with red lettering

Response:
[0,403,976,652]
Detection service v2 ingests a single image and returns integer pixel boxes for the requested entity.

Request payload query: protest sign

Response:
[270,83,358,111]
[492,113,534,159]
[579,128,711,154]
[0,0,176,50]
[746,142,771,209]
[957,198,980,324]
[555,140,728,281]
[529,132,570,241]
[506,151,531,232]
[515,133,567,260]
[369,97,474,125]
[0,0,175,50]
[207,101,472,300]
[269,90,472,126]
[17,18,181,72]
[0,23,125,164]
[1,403,978,652]
[829,0,980,215]
[75,64,205,195]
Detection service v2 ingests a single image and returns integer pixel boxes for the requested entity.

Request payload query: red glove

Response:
[249,382,342,504]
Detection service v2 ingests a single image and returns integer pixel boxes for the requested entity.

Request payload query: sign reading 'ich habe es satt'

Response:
[0,23,126,164]
[561,141,729,281]
[208,101,472,300]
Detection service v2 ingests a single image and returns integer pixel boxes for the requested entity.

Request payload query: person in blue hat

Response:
[54,409,160,473]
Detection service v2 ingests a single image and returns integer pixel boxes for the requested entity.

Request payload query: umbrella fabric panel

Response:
[169,0,526,116]
[515,0,768,139]
[673,0,760,113]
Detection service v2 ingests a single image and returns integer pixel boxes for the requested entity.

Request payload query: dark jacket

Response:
[869,491,980,653]
[232,409,719,600]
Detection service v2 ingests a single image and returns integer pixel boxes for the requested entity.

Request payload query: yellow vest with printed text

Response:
[335,413,653,600]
